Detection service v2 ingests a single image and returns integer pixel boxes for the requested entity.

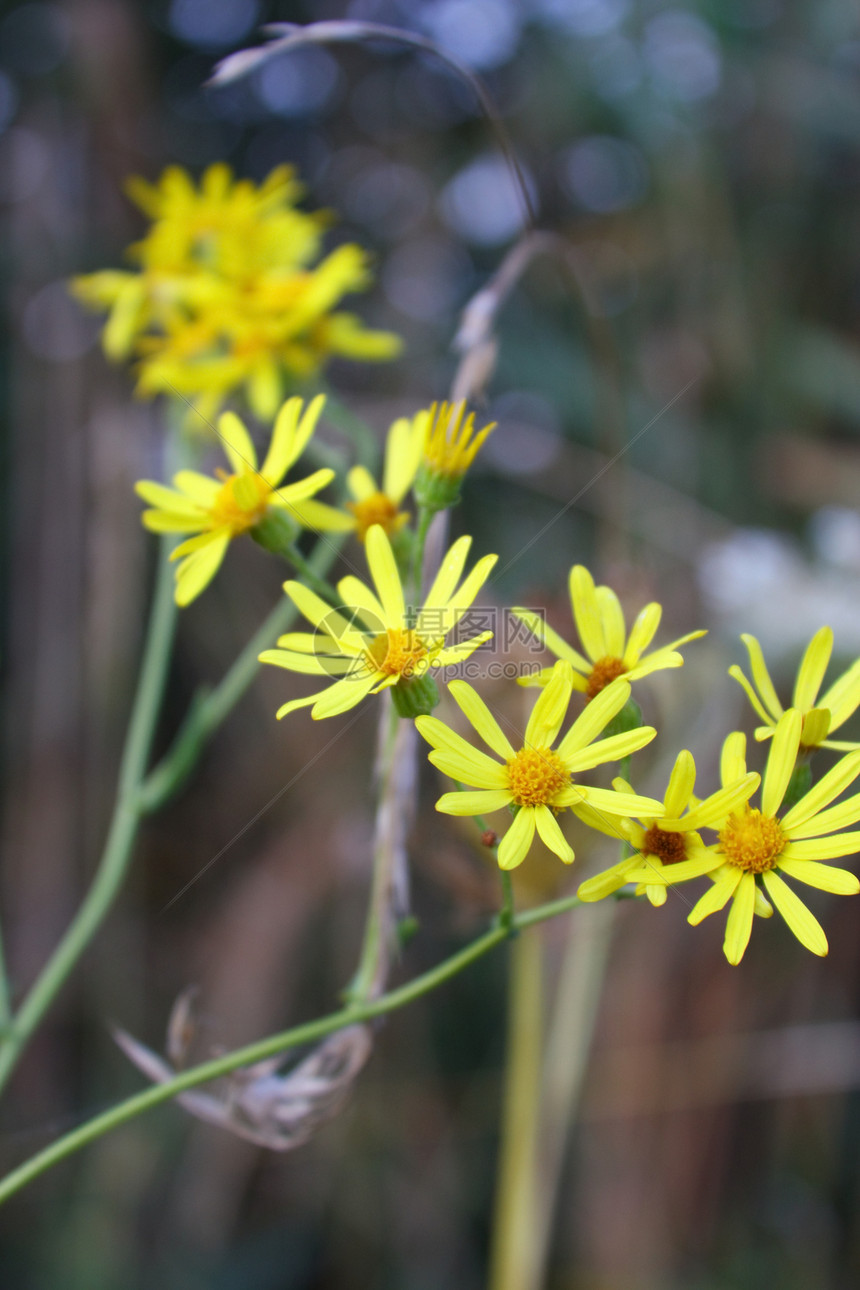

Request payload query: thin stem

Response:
[530,902,615,1284]
[319,387,379,468]
[488,928,543,1290]
[0,892,584,1206]
[139,535,346,814]
[0,530,180,1095]
[346,701,412,1005]
[284,541,341,605]
[0,922,11,1033]
[408,505,433,607]
[498,871,515,933]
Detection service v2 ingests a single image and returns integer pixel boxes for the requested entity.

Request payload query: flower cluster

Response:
[73,164,401,424]
[107,163,860,972]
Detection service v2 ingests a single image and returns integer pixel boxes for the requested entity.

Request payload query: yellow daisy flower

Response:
[259,525,497,720]
[575,749,760,906]
[414,401,496,511]
[136,395,332,606]
[72,164,402,423]
[288,408,429,542]
[730,627,860,751]
[662,711,860,964]
[416,660,664,871]
[512,564,706,698]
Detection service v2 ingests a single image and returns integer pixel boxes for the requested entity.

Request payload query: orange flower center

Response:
[641,825,687,865]
[348,491,407,541]
[211,470,271,533]
[719,808,784,873]
[586,655,627,699]
[365,628,427,679]
[505,747,570,808]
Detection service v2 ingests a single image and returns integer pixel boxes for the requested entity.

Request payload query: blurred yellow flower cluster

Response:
[73,164,402,424]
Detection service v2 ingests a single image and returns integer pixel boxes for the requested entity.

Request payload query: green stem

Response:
[0,922,11,1033]
[488,928,543,1290]
[408,505,434,608]
[138,536,346,814]
[0,893,584,1206]
[498,872,515,933]
[345,701,407,1005]
[530,902,615,1283]
[319,388,379,468]
[0,530,180,1095]
[284,541,341,605]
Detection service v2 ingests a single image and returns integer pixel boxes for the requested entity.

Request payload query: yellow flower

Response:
[730,627,860,751]
[512,565,706,698]
[72,164,402,423]
[414,401,496,511]
[660,711,860,964]
[136,395,332,605]
[259,525,497,719]
[416,660,663,870]
[575,749,760,906]
[288,408,429,542]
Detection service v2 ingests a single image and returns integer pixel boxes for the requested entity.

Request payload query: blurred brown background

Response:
[5,0,860,1287]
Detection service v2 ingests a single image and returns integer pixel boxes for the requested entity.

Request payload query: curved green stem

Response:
[346,701,406,1005]
[0,892,584,1206]
[0,530,180,1095]
[488,927,543,1290]
[284,541,341,605]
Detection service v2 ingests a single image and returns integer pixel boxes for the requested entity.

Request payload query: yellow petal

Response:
[422,536,472,615]
[820,658,860,730]
[171,471,221,505]
[723,872,756,965]
[346,465,378,502]
[728,664,776,727]
[675,773,760,831]
[577,859,634,902]
[524,659,573,748]
[563,726,656,773]
[497,807,537,870]
[780,833,860,860]
[261,395,324,484]
[365,524,405,626]
[439,553,498,630]
[448,680,515,759]
[762,870,828,956]
[777,858,860,894]
[311,673,376,718]
[508,608,590,673]
[135,480,205,516]
[434,789,512,816]
[382,414,424,503]
[663,750,697,818]
[557,680,631,761]
[740,633,783,722]
[780,750,860,831]
[594,585,625,658]
[569,565,605,661]
[762,708,803,815]
[173,531,230,606]
[276,467,335,504]
[784,789,860,839]
[217,410,258,474]
[720,731,747,788]
[793,626,832,711]
[336,575,387,633]
[534,805,575,864]
[688,867,742,924]
[622,602,661,667]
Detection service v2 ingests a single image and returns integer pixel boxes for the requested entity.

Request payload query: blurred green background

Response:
[5,0,860,1287]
